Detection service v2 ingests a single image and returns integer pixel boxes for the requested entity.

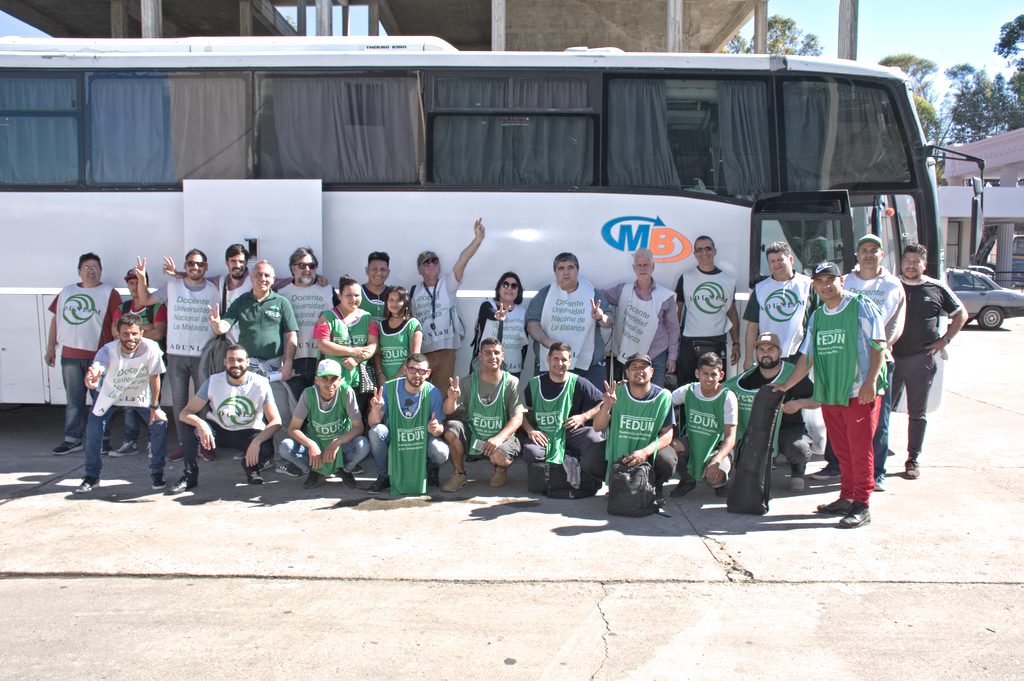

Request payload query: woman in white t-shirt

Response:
[470,271,528,377]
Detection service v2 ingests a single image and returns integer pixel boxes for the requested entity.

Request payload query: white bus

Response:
[0,36,939,404]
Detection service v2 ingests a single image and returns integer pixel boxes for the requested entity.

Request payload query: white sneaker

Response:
[109,441,140,458]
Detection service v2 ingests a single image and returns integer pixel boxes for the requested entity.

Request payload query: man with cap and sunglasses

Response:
[410,218,486,393]
[774,262,887,529]
[723,332,817,492]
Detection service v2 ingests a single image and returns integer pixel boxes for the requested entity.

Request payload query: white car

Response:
[946,269,1024,330]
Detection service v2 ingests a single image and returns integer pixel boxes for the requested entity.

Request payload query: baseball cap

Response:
[417,250,439,266]
[858,234,883,248]
[316,359,342,377]
[812,262,841,279]
[124,269,140,282]
[753,332,781,349]
[624,352,653,368]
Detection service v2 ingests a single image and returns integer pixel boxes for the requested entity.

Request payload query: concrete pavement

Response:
[1,319,1022,679]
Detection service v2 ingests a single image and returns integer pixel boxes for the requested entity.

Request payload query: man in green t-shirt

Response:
[442,338,525,492]
[592,353,677,496]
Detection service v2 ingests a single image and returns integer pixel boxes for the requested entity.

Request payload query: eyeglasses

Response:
[185,261,207,268]
[695,246,714,253]
[500,281,519,289]
[421,257,439,266]
[293,262,316,270]
[80,265,100,272]
[406,367,429,375]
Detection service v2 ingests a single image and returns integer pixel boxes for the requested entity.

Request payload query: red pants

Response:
[821,397,880,505]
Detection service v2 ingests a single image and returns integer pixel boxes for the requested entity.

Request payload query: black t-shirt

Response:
[738,364,813,426]
[524,373,603,420]
[893,278,962,356]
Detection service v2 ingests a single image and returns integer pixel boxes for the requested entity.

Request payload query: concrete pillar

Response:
[341,3,349,36]
[838,0,858,60]
[996,223,1015,287]
[682,0,701,52]
[110,0,129,38]
[316,0,332,36]
[239,0,253,36]
[666,0,683,52]
[368,0,379,36]
[296,0,307,35]
[491,0,506,51]
[141,0,163,38]
[753,0,768,53]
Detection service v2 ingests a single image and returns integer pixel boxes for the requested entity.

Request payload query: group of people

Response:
[47,225,964,528]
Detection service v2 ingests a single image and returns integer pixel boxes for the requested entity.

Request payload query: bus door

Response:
[748,190,854,288]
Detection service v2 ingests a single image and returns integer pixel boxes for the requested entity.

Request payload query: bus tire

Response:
[978,306,1004,330]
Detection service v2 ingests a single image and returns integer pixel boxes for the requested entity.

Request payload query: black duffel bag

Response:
[727,385,785,515]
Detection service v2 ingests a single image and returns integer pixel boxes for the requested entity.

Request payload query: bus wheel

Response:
[978,306,1004,330]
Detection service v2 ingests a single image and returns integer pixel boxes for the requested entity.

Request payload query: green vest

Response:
[467,371,509,442]
[303,386,353,475]
[379,318,421,380]
[605,384,672,478]
[528,373,577,464]
[810,294,887,406]
[385,378,430,495]
[682,383,729,480]
[724,362,794,441]
[358,289,387,324]
[323,308,372,389]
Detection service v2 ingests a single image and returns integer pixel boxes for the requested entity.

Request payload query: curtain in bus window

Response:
[266,77,419,184]
[435,78,506,108]
[718,81,770,199]
[512,79,589,109]
[0,77,79,184]
[168,75,250,179]
[783,81,911,190]
[90,76,174,184]
[606,79,681,190]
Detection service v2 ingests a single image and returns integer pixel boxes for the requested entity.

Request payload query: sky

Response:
[0,0,1018,97]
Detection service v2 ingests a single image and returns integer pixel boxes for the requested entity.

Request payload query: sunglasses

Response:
[293,262,317,270]
[500,281,519,289]
[421,257,439,266]
[185,261,207,268]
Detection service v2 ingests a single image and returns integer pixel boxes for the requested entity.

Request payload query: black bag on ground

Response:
[527,462,600,499]
[727,385,785,515]
[607,461,659,516]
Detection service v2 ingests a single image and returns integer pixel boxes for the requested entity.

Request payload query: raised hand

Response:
[601,380,617,409]
[590,298,604,321]
[494,302,508,321]
[134,256,148,280]
[208,303,221,325]
[448,376,461,400]
[473,217,485,241]
[369,386,385,411]
[162,256,177,277]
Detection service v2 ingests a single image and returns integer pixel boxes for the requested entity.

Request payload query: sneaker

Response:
[275,462,303,478]
[810,465,841,481]
[789,476,806,493]
[335,469,357,488]
[100,439,112,455]
[816,498,853,516]
[427,466,440,488]
[351,464,365,475]
[671,477,697,497]
[442,471,469,493]
[73,476,99,494]
[489,466,508,488]
[873,475,886,492]
[199,446,217,462]
[110,441,140,458]
[168,446,184,462]
[53,441,82,456]
[713,484,730,498]
[366,475,391,494]
[246,470,264,485]
[303,471,324,489]
[168,477,195,494]
[905,460,920,479]
[838,502,871,529]
[151,473,166,490]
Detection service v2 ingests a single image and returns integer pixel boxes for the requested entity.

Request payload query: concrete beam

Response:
[110,0,129,38]
[682,0,702,52]
[141,0,162,38]
[368,0,379,36]
[251,0,298,35]
[296,0,307,35]
[838,0,858,60]
[491,0,505,51]
[0,0,75,36]
[316,0,332,35]
[752,0,767,53]
[375,0,400,36]
[666,0,683,52]
[240,0,253,35]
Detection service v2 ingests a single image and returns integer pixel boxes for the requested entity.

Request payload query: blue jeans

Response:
[872,360,896,479]
[367,423,450,475]
[84,405,167,480]
[573,360,608,392]
[278,435,371,474]
[60,357,91,443]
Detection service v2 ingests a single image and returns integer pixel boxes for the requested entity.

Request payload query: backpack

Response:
[527,462,601,500]
[727,385,785,515]
[607,461,659,516]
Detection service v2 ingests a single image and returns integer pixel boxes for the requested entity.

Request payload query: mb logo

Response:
[601,216,692,264]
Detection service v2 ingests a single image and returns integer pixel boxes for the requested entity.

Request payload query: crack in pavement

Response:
[669,497,756,583]
[945,389,1024,417]
[591,582,611,680]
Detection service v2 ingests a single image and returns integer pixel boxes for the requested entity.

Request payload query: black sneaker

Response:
[100,439,112,455]
[336,469,357,488]
[427,465,440,488]
[714,484,730,498]
[168,477,196,494]
[53,441,82,456]
[366,475,391,494]
[671,478,696,497]
[838,502,871,529]
[151,473,166,490]
[303,471,324,489]
[276,462,304,478]
[246,470,264,485]
[73,476,99,494]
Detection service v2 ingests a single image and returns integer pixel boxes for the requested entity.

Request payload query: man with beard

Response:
[275,247,335,396]
[365,353,451,494]
[520,342,606,482]
[72,314,168,494]
[743,241,815,367]
[774,262,887,529]
[442,338,524,492]
[279,359,370,490]
[359,251,391,323]
[592,353,676,497]
[723,332,817,492]
[176,344,282,491]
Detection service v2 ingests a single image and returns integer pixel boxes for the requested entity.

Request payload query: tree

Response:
[879,53,938,101]
[995,14,1024,71]
[943,64,1024,144]
[726,15,823,56]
